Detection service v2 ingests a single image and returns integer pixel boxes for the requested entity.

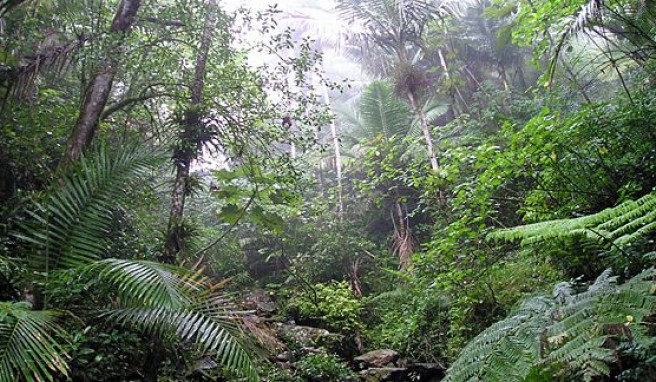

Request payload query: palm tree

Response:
[2,146,258,381]
[337,0,458,172]
[338,80,445,269]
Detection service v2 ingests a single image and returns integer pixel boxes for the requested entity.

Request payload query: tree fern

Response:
[443,269,656,382]
[489,191,656,249]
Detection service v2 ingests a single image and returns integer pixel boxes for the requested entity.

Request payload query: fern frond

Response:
[489,192,656,250]
[444,269,656,382]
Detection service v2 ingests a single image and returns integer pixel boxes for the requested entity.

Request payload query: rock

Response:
[242,315,284,352]
[358,367,407,382]
[301,346,325,355]
[275,351,291,362]
[354,349,399,368]
[242,289,276,315]
[357,363,445,382]
[277,323,342,350]
[406,363,446,381]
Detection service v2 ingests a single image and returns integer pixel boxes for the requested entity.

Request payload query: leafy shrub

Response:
[295,353,355,382]
[291,281,363,334]
[365,287,450,364]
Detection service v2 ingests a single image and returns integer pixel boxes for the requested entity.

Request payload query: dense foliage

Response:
[2,0,656,381]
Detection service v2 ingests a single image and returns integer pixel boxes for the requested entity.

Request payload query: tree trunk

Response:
[406,90,438,172]
[151,2,217,379]
[162,0,217,264]
[393,200,414,270]
[64,0,141,164]
[142,345,164,382]
[438,48,466,116]
[320,75,343,218]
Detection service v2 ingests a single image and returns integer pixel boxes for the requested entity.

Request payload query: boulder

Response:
[359,367,407,382]
[242,289,276,315]
[406,363,446,381]
[358,363,445,382]
[354,349,399,368]
[277,323,343,351]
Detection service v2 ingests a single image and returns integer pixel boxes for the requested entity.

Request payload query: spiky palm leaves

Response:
[86,259,258,381]
[354,80,413,140]
[341,80,446,144]
[18,146,163,271]
[444,268,656,382]
[1,147,258,381]
[0,302,69,382]
[336,0,458,58]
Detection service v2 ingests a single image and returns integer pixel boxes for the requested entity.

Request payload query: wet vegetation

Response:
[2,0,656,381]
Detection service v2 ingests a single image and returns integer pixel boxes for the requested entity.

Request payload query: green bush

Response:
[291,281,363,334]
[295,353,355,382]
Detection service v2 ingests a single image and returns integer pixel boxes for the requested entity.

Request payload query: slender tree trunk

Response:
[142,346,164,382]
[438,48,467,115]
[320,76,343,218]
[162,0,216,263]
[150,1,216,380]
[396,47,439,172]
[407,90,438,172]
[64,0,141,164]
[314,124,326,197]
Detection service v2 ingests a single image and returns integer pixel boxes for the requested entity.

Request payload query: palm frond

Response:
[16,146,165,271]
[84,259,259,381]
[5,38,84,99]
[0,302,69,382]
[358,80,412,139]
[406,96,449,139]
[109,307,257,381]
[547,0,606,81]
[336,0,459,57]
[83,259,204,310]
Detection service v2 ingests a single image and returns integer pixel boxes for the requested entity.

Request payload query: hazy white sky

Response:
[222,0,335,12]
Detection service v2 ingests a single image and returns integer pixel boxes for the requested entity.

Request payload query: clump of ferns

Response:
[443,268,656,382]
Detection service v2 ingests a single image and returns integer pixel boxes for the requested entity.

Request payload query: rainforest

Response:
[1,0,656,381]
